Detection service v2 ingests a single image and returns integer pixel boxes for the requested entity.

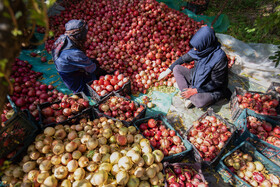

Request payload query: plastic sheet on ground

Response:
[131,87,179,117]
[217,33,280,88]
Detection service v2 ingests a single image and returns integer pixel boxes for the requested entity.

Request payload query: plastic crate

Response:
[8,109,39,163]
[266,82,280,100]
[0,110,38,160]
[87,79,131,103]
[37,94,91,129]
[234,108,280,166]
[230,87,280,122]
[74,92,89,101]
[216,141,280,187]
[42,107,95,129]
[133,114,192,163]
[186,108,237,167]
[94,92,146,126]
[6,95,18,113]
[163,162,207,187]
[185,0,210,14]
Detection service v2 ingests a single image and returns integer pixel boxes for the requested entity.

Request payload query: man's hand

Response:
[181,88,198,99]
[158,69,171,81]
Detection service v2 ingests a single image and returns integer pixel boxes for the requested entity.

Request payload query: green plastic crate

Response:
[216,141,280,187]
[234,108,280,166]
[133,114,192,163]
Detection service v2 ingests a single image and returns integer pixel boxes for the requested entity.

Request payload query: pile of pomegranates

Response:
[246,116,280,147]
[224,149,280,186]
[45,0,204,94]
[187,115,233,162]
[165,163,208,187]
[40,95,89,126]
[8,58,65,121]
[97,95,145,122]
[237,92,279,116]
[10,58,42,79]
[138,118,186,157]
[90,71,130,97]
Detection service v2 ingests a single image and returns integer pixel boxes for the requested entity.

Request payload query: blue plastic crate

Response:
[186,108,237,167]
[0,110,38,160]
[133,114,192,163]
[37,94,92,129]
[94,91,146,127]
[234,108,280,166]
[163,162,207,187]
[216,141,280,187]
[87,79,131,103]
[230,87,280,122]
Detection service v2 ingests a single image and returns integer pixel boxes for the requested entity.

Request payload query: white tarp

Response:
[217,33,280,88]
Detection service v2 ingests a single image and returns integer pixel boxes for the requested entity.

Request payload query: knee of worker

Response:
[191,100,207,108]
[190,96,212,108]
[173,65,182,75]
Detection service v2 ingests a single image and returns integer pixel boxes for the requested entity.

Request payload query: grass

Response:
[204,0,280,45]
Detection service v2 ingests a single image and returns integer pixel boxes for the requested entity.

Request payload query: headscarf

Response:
[52,19,88,61]
[187,26,226,88]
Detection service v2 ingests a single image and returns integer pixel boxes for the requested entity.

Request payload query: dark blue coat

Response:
[169,26,231,100]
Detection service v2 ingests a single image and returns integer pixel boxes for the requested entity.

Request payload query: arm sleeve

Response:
[169,53,194,71]
[196,57,228,93]
[68,50,96,73]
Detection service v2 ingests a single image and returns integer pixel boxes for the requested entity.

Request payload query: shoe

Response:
[184,99,193,109]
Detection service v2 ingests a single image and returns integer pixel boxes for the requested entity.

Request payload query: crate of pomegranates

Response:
[163,162,208,187]
[234,109,280,166]
[230,87,280,122]
[94,92,146,126]
[216,141,280,187]
[133,114,192,163]
[187,108,237,166]
[87,72,131,102]
[37,94,91,129]
[267,82,280,100]
[0,110,38,160]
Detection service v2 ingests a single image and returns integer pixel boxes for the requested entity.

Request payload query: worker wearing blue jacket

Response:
[158,26,231,108]
[52,19,101,96]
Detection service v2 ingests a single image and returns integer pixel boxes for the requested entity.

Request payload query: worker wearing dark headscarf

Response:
[158,26,231,108]
[52,19,97,95]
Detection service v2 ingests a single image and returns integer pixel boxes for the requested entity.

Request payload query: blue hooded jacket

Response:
[188,26,226,90]
[169,26,230,100]
[51,20,97,95]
